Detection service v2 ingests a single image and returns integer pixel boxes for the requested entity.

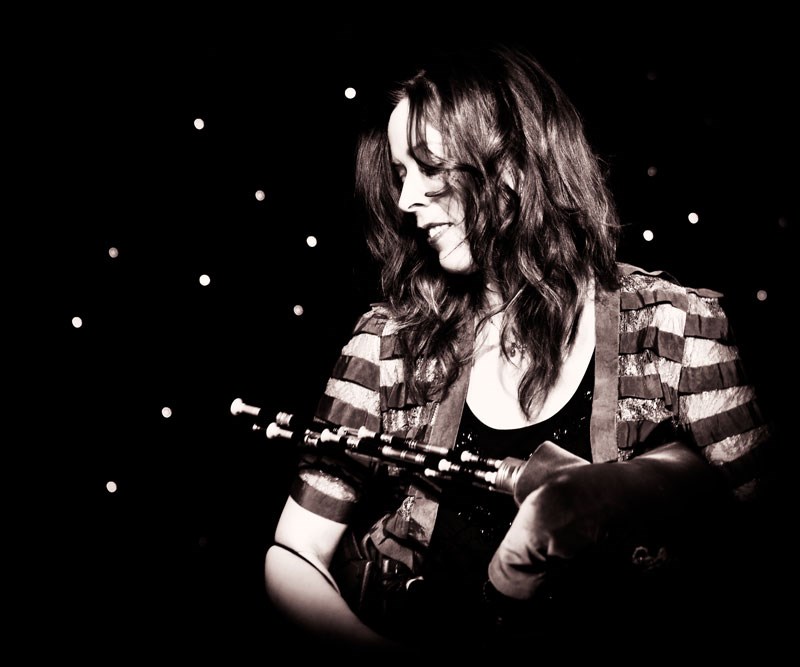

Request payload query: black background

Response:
[19,9,796,660]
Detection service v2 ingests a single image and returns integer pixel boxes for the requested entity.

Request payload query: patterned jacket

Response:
[289,262,773,569]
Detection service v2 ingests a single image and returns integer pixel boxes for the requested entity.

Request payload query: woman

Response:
[263,44,772,658]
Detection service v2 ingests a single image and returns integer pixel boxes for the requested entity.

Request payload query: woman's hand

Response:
[488,441,722,599]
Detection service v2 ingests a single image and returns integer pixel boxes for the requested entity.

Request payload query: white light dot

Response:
[293,304,304,316]
[756,290,768,302]
[642,229,654,242]
[108,246,119,258]
[344,87,357,99]
[255,190,266,201]
[199,274,211,286]
[306,235,318,248]
[72,316,83,328]
[647,166,657,177]
[194,118,205,130]
[106,480,118,493]
[162,406,173,418]
[688,212,699,224]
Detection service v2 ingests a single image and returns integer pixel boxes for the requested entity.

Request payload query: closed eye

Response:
[391,161,407,182]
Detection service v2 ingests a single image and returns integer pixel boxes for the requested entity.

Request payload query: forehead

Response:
[388,97,444,156]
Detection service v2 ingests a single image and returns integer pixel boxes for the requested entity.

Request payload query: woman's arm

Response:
[264,496,397,651]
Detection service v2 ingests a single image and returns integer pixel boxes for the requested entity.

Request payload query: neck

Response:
[483,282,505,310]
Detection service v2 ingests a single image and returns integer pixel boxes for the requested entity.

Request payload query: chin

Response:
[440,260,477,275]
[438,245,475,275]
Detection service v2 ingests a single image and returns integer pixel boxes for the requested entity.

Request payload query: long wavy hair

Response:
[354,44,621,418]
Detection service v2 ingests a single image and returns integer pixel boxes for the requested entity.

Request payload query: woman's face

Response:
[388,97,475,275]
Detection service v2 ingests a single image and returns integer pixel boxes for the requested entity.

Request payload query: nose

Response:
[397,167,430,213]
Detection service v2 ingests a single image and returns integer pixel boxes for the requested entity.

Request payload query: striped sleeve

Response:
[616,267,774,501]
[677,288,772,500]
[287,306,390,523]
[314,305,387,432]
[617,272,694,455]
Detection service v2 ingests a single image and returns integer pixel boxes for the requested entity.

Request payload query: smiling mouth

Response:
[426,223,451,245]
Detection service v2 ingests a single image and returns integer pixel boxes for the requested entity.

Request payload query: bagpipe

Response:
[231,397,729,632]
[230,397,529,496]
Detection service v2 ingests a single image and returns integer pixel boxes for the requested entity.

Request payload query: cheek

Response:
[440,195,465,223]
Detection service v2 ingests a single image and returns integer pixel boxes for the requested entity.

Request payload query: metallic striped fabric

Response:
[302,263,771,518]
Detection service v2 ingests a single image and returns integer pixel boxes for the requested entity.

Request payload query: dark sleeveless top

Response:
[421,353,596,617]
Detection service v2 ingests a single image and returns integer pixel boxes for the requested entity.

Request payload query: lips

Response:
[425,223,452,246]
